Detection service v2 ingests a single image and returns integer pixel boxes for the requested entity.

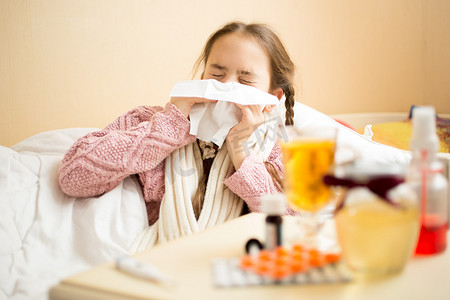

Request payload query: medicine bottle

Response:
[261,193,286,250]
[408,106,448,255]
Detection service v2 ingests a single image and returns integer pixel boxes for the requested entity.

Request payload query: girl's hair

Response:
[192,22,296,218]
[194,21,296,125]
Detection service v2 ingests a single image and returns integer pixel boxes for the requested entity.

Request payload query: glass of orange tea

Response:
[280,126,338,246]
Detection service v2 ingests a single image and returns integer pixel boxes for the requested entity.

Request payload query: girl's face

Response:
[203,33,272,93]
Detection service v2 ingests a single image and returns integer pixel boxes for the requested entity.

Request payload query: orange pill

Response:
[291,260,309,273]
[255,261,271,275]
[309,255,325,267]
[258,250,273,262]
[308,249,320,258]
[325,253,341,264]
[274,255,290,267]
[292,244,306,253]
[275,246,290,257]
[291,250,308,262]
[270,265,291,280]
[240,255,255,269]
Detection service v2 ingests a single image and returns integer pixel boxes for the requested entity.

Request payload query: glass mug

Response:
[327,165,420,279]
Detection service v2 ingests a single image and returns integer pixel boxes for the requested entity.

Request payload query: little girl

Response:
[59,21,297,248]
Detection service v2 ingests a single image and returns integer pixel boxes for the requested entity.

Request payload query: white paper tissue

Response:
[169,79,279,147]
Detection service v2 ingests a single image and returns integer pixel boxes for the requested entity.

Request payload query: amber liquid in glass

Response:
[336,199,419,277]
[281,139,335,213]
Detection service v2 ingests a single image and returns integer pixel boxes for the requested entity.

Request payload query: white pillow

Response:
[292,102,411,166]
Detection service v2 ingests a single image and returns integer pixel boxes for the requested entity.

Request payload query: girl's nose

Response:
[221,75,238,84]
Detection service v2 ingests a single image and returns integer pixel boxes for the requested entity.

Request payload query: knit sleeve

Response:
[224,142,295,215]
[59,102,195,198]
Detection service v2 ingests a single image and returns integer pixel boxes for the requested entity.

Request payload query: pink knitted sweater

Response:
[59,103,285,225]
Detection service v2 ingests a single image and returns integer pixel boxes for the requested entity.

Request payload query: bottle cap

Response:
[410,106,439,153]
[261,193,286,215]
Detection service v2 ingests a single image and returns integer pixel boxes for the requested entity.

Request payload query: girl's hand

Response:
[170,97,217,118]
[226,104,265,169]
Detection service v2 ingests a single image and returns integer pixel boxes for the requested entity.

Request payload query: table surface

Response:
[49,213,450,300]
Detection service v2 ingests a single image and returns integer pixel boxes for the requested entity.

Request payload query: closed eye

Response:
[240,79,254,85]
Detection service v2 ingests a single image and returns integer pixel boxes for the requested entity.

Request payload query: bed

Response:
[0,128,148,299]
[0,103,447,300]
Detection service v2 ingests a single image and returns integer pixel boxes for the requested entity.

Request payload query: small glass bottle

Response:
[261,193,286,250]
[408,106,448,255]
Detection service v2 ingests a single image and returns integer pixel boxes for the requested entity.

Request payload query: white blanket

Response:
[0,128,148,300]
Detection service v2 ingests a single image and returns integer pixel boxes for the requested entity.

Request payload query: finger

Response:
[192,97,218,104]
[239,104,263,112]
[235,103,260,111]
[245,105,265,117]
[234,103,245,109]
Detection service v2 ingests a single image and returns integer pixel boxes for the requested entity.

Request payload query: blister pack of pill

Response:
[211,245,352,288]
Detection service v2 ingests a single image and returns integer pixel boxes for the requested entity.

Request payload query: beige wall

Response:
[1,0,449,146]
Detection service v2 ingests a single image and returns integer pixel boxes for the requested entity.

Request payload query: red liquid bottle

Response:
[415,216,448,254]
[408,107,448,255]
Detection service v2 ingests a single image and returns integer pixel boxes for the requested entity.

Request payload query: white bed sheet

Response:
[0,128,148,300]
